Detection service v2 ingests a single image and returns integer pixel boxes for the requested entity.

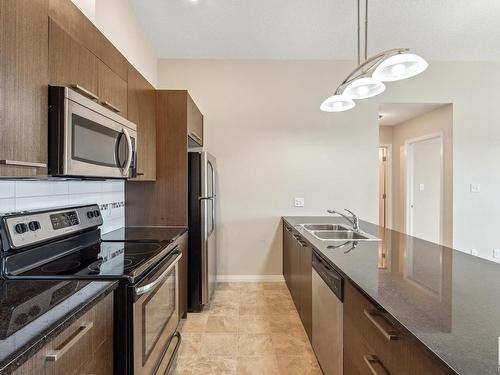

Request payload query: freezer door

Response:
[201,152,217,304]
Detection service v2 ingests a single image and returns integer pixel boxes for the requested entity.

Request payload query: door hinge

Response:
[382,156,387,162]
[382,193,386,199]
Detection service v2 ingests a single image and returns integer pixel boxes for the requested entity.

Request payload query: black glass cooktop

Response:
[102,226,186,243]
[14,241,166,282]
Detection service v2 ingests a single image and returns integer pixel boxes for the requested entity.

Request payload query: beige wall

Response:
[158,60,379,278]
[158,60,500,275]
[72,0,158,86]
[381,105,453,247]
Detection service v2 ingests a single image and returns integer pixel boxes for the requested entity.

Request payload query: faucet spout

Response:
[326,208,359,230]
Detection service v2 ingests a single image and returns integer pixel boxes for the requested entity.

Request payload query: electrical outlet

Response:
[470,183,481,193]
[494,249,500,258]
[294,197,304,207]
[470,248,478,256]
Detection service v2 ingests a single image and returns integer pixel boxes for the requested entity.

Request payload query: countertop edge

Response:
[0,281,118,375]
[281,217,460,375]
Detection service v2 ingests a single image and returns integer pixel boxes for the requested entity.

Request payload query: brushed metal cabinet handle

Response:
[46,322,93,361]
[189,131,202,142]
[298,241,308,247]
[71,84,99,101]
[363,355,389,375]
[0,160,47,168]
[364,309,400,341]
[284,226,292,232]
[101,100,121,113]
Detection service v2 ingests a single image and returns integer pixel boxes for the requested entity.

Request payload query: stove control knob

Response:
[28,221,41,231]
[87,211,95,219]
[28,305,41,317]
[14,223,28,234]
[93,210,100,217]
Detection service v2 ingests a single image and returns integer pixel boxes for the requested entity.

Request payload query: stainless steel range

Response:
[0,204,182,374]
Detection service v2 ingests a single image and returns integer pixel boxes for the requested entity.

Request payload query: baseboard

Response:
[216,275,285,283]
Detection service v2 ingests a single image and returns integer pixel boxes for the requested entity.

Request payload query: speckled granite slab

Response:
[283,216,500,375]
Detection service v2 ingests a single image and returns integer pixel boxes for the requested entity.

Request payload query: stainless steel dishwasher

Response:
[312,252,343,375]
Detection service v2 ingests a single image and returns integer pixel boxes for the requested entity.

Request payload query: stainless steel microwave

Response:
[48,86,137,178]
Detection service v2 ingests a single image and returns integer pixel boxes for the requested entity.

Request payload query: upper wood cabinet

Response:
[187,94,204,146]
[0,0,49,176]
[127,67,156,181]
[98,60,128,117]
[48,18,99,99]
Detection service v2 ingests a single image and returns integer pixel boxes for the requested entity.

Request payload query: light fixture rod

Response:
[357,0,360,65]
[364,0,368,61]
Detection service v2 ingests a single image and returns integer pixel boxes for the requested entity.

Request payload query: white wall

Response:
[158,60,500,275]
[0,181,124,234]
[71,0,158,86]
[158,60,380,278]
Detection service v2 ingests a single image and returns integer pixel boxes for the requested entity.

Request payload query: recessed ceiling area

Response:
[379,103,448,126]
[128,0,500,60]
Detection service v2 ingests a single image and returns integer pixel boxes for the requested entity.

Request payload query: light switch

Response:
[294,197,304,207]
[470,249,478,256]
[419,184,425,191]
[494,249,500,258]
[470,183,481,193]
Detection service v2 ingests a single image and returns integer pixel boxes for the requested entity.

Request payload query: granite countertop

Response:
[283,216,500,375]
[0,279,118,374]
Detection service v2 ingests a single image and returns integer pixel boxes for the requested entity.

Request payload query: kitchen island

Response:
[283,216,500,375]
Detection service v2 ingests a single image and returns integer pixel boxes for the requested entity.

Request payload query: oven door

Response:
[132,249,181,374]
[64,97,137,178]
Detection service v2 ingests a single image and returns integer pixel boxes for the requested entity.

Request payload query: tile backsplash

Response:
[0,180,124,234]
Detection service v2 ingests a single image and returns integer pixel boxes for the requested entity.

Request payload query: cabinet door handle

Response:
[46,322,93,361]
[364,309,400,341]
[363,355,389,375]
[284,226,292,232]
[71,84,99,101]
[298,241,308,247]
[136,172,145,176]
[189,131,202,143]
[0,160,47,168]
[102,100,121,113]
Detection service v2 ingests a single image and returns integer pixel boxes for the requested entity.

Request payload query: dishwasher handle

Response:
[312,252,343,301]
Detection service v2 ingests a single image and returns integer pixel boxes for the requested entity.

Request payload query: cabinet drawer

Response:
[13,293,114,375]
[344,282,405,375]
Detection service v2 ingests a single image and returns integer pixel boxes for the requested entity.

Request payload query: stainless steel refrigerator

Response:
[188,151,217,311]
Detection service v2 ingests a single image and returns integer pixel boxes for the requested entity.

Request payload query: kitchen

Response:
[1,0,499,374]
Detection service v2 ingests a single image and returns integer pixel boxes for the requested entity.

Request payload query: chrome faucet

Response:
[327,209,360,230]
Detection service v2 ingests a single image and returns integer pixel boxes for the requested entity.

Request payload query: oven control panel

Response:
[1,204,103,250]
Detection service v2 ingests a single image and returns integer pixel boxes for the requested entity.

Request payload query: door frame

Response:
[404,132,444,243]
[379,144,392,229]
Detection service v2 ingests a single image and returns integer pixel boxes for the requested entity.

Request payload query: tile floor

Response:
[172,282,322,375]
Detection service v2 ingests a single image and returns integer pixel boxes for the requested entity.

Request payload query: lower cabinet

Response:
[343,281,453,375]
[178,231,188,320]
[283,224,312,340]
[13,292,114,375]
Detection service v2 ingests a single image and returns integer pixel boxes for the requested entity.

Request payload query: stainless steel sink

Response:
[301,224,350,231]
[311,230,378,241]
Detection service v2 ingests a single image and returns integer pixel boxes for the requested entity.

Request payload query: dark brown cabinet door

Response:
[290,234,302,311]
[283,225,294,290]
[48,18,99,101]
[187,93,203,146]
[0,0,49,176]
[298,241,312,341]
[98,60,128,117]
[127,67,156,181]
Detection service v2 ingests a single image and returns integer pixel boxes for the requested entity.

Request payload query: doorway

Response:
[378,145,391,228]
[405,134,443,243]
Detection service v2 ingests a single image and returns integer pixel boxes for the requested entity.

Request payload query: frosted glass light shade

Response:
[343,77,385,99]
[373,53,428,82]
[320,95,355,112]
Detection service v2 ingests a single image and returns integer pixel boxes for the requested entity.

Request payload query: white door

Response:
[407,136,442,243]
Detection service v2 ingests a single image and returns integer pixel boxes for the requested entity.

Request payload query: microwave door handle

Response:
[122,128,133,177]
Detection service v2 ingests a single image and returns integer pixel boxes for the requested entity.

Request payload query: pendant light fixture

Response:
[320,0,428,112]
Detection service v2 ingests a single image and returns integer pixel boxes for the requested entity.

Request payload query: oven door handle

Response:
[134,251,181,296]
[122,127,133,177]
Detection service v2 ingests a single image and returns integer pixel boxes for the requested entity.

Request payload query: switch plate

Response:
[294,198,304,207]
[470,249,478,256]
[494,249,500,258]
[470,183,481,193]
[419,184,425,191]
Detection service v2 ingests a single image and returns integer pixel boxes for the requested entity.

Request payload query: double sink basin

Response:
[301,223,380,242]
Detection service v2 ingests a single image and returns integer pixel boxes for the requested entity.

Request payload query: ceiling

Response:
[129,0,500,60]
[379,103,448,126]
